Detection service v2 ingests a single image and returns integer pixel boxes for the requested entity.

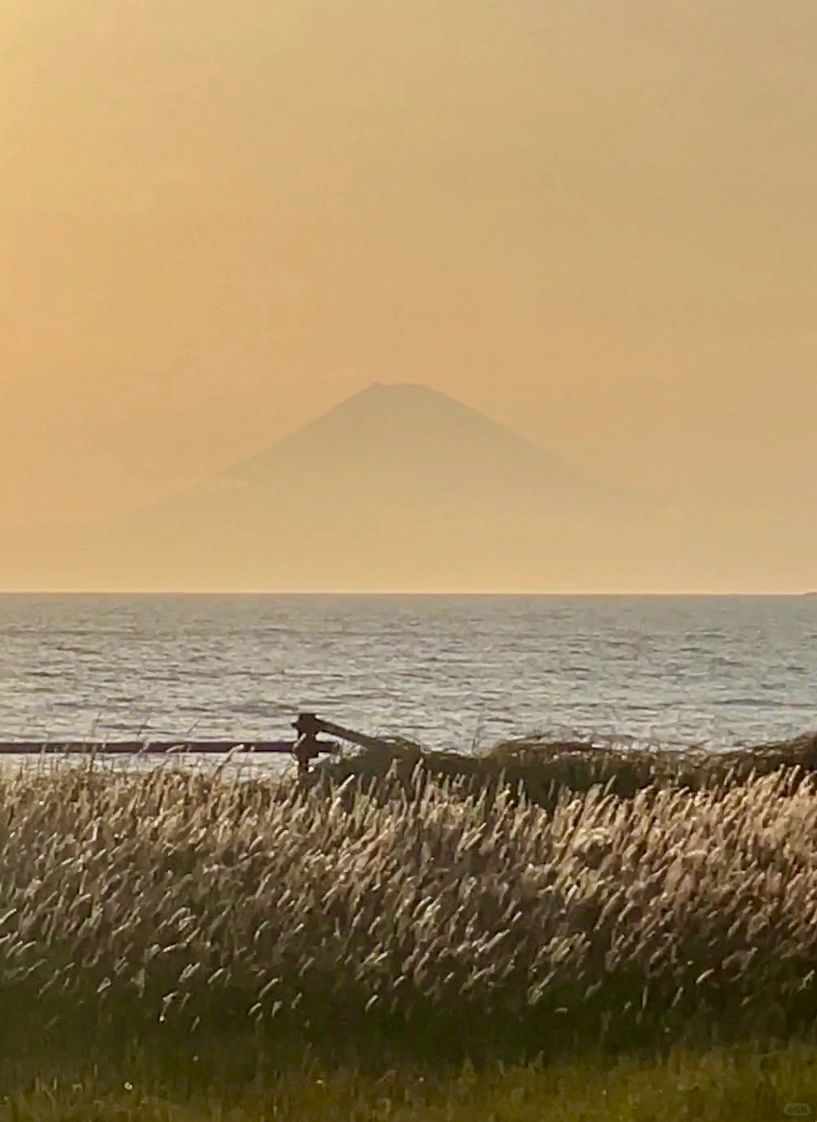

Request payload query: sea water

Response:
[0,594,815,751]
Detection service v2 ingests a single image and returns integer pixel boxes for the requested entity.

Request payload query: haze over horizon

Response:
[0,382,813,594]
[3,0,816,591]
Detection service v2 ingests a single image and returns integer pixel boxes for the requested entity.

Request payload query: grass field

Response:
[1,1045,816,1120]
[2,742,817,1117]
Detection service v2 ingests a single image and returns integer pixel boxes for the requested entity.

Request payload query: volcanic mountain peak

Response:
[232,381,557,482]
[333,381,504,423]
[0,383,670,590]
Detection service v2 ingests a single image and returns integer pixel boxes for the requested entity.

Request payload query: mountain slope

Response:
[1,384,670,590]
[150,382,623,523]
[233,383,594,498]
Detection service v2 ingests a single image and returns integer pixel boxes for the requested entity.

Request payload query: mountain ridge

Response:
[0,383,673,591]
[221,382,598,493]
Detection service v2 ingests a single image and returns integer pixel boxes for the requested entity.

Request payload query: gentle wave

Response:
[1,593,816,750]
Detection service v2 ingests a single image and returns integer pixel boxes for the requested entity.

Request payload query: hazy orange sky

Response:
[2,0,815,532]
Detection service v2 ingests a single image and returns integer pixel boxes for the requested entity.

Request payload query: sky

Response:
[1,1,815,583]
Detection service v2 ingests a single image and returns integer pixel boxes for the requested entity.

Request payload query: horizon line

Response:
[0,588,814,598]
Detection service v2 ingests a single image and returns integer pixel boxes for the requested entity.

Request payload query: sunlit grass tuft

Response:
[0,748,817,1069]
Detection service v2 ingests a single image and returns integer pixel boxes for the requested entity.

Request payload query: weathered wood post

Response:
[292,712,326,777]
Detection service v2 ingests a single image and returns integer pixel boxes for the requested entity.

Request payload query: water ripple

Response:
[0,594,815,750]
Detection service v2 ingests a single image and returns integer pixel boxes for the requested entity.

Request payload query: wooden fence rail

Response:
[0,713,382,775]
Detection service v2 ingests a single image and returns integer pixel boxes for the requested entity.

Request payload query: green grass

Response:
[1,1044,816,1120]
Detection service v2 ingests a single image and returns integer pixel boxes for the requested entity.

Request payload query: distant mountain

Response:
[1,384,672,591]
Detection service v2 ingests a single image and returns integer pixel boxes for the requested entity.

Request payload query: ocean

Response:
[0,594,815,751]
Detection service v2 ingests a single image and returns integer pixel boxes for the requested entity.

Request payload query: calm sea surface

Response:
[0,594,815,751]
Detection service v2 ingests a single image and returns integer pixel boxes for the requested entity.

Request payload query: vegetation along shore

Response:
[2,732,817,1117]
